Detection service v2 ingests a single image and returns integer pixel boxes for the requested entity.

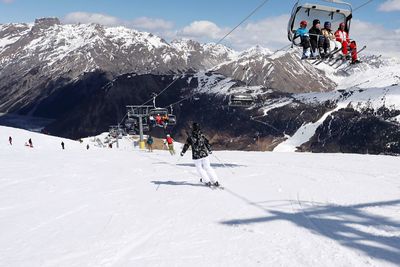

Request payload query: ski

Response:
[313,48,341,65]
[329,55,346,67]
[200,180,224,190]
[334,45,367,69]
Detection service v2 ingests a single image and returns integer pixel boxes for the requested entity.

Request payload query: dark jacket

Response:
[309,26,323,48]
[181,130,212,160]
[147,137,154,145]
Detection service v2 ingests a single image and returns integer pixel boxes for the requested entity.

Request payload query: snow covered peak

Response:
[171,39,237,60]
[238,45,273,58]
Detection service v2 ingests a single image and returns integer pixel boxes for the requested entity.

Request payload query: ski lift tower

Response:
[126,105,152,149]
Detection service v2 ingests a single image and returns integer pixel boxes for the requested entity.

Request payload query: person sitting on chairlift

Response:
[335,22,360,64]
[295,20,311,59]
[149,115,156,126]
[309,19,324,58]
[321,21,340,56]
[155,114,162,125]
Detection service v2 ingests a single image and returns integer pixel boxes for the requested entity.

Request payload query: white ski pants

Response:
[329,40,342,52]
[194,156,218,183]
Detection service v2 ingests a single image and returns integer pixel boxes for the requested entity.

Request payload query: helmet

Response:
[324,21,331,29]
[313,19,320,26]
[300,20,308,27]
[167,134,170,137]
[339,22,345,29]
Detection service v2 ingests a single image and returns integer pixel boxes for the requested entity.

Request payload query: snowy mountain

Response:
[1,125,399,266]
[0,18,234,114]
[171,39,237,70]
[213,46,337,93]
[1,18,400,155]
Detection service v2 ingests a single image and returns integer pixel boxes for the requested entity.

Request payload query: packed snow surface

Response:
[0,126,399,266]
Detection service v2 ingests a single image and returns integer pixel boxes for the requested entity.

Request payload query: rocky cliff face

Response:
[213,46,337,93]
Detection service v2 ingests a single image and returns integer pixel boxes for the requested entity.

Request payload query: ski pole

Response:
[212,154,235,175]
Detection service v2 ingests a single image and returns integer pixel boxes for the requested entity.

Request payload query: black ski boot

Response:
[213,181,220,187]
[205,182,212,187]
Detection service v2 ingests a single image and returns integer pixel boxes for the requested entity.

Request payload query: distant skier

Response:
[9,136,12,145]
[28,138,33,148]
[86,144,90,150]
[61,141,65,150]
[165,134,175,155]
[147,135,154,152]
[180,122,220,187]
[294,20,311,59]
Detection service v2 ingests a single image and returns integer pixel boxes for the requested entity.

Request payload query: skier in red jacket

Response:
[165,134,175,155]
[335,22,360,64]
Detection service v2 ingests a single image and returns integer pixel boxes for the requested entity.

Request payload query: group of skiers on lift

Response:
[150,113,169,128]
[295,19,360,64]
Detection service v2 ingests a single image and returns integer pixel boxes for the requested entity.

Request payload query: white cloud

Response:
[225,15,289,51]
[63,12,120,26]
[179,20,225,39]
[175,15,289,51]
[350,19,400,57]
[378,0,400,12]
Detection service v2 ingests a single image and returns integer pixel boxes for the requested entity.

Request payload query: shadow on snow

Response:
[151,180,205,188]
[220,189,400,265]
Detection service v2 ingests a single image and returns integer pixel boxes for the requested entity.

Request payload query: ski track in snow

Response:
[0,126,399,266]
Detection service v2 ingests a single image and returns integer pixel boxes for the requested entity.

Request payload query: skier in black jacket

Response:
[180,122,220,187]
[309,19,324,58]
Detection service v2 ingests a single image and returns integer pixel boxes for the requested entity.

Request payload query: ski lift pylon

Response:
[288,0,352,46]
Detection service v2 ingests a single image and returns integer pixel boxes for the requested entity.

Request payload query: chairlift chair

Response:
[149,107,176,128]
[228,93,255,107]
[167,115,177,126]
[288,0,352,46]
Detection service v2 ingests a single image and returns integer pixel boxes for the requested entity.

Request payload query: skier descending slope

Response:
[180,122,220,187]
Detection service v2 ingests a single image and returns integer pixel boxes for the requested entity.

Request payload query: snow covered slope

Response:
[213,46,337,93]
[1,126,399,266]
[317,55,400,90]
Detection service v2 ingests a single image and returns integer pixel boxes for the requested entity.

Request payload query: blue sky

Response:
[1,0,399,28]
[1,0,400,55]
